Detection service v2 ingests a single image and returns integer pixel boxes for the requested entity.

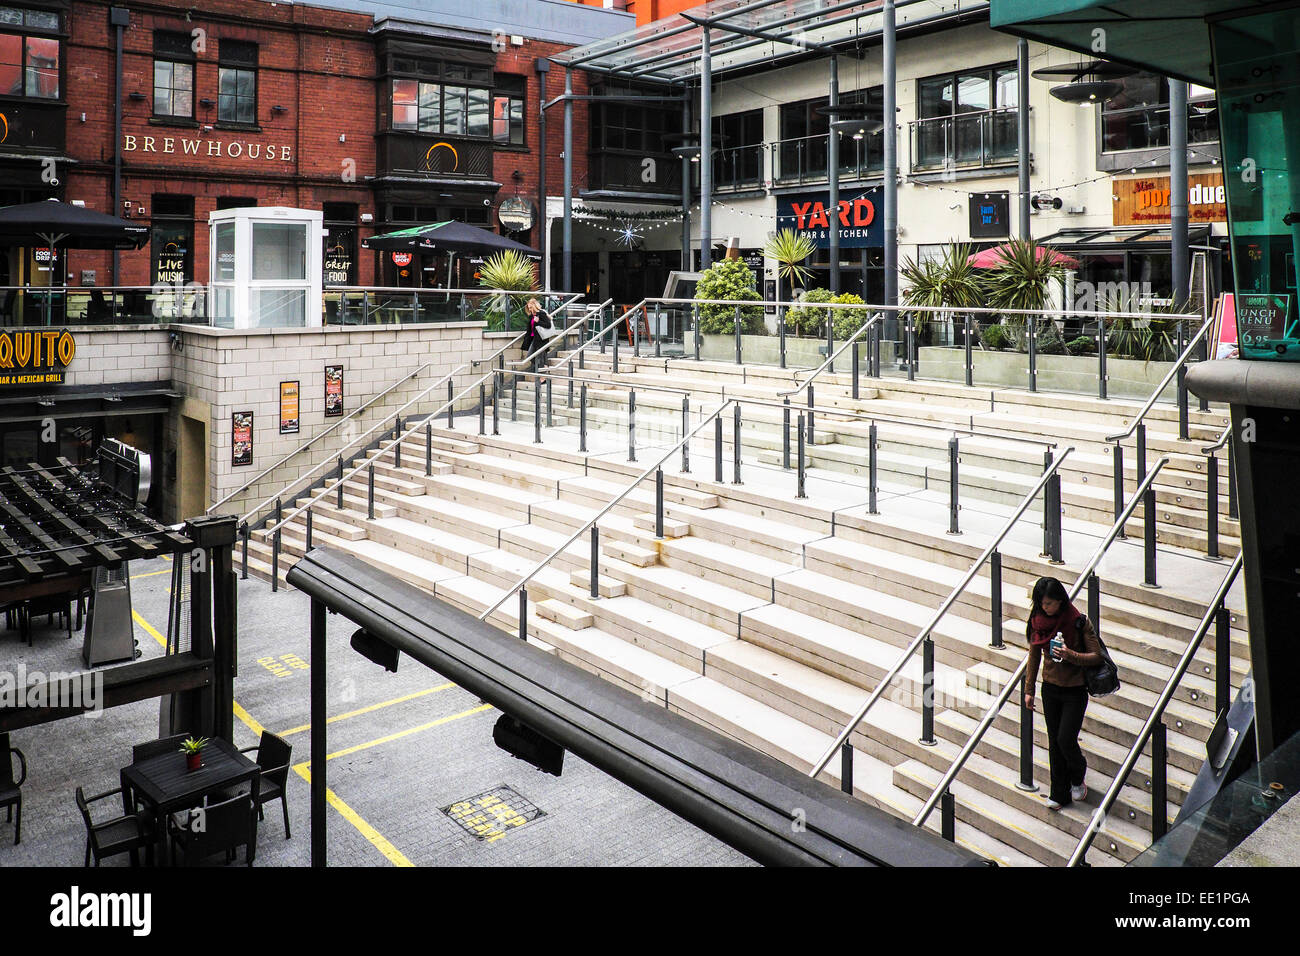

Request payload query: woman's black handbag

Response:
[1081,623,1121,697]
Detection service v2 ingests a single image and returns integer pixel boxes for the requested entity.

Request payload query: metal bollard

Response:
[948,437,960,535]
[1143,483,1158,588]
[589,527,600,599]
[426,420,433,475]
[989,550,1003,647]
[1206,453,1220,559]
[447,380,454,429]
[1151,722,1168,839]
[1016,675,1037,792]
[579,384,588,453]
[714,415,723,484]
[1112,442,1125,536]
[732,403,742,484]
[841,742,854,795]
[628,389,637,462]
[868,422,878,515]
[367,466,375,520]
[655,468,664,538]
[920,637,936,745]
[534,374,542,445]
[796,413,807,499]
[783,398,791,470]
[681,396,691,473]
[305,508,313,552]
[519,587,528,642]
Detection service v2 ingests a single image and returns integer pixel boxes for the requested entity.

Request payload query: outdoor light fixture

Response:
[492,713,565,776]
[199,97,215,108]
[350,627,399,673]
[128,91,146,101]
[1032,60,1137,107]
[271,104,288,114]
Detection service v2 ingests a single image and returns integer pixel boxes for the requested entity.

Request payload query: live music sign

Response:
[777,190,883,249]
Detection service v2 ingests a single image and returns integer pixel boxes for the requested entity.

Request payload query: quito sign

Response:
[0,329,77,386]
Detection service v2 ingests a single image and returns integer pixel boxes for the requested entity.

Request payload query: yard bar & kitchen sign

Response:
[0,329,77,386]
[778,190,883,249]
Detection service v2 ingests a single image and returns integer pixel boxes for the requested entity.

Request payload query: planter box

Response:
[918,346,1178,401]
[700,334,896,369]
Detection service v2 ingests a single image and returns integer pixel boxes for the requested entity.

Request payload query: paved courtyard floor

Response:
[0,554,753,867]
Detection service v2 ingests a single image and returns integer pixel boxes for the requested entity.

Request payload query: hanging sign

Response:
[232,411,254,467]
[0,328,77,387]
[969,192,1010,239]
[279,380,300,435]
[324,365,344,417]
[391,252,413,267]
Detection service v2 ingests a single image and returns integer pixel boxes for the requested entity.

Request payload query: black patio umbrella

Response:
[0,198,148,323]
[362,220,539,256]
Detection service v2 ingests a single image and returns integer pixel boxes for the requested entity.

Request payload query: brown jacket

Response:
[1025,615,1103,690]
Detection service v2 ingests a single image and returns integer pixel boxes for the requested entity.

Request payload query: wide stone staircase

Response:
[236,346,1248,867]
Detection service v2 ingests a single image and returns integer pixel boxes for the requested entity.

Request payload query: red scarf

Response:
[1029,602,1081,648]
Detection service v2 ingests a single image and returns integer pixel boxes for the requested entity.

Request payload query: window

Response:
[153,31,193,119]
[0,6,60,100]
[1101,73,1218,153]
[914,64,1018,169]
[216,197,256,210]
[712,109,763,186]
[323,202,357,286]
[389,58,492,138]
[493,75,525,145]
[218,40,257,125]
[151,195,193,285]
[777,89,883,181]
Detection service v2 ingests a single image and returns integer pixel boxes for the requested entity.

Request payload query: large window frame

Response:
[217,39,258,127]
[153,31,193,121]
[0,5,61,102]
[1100,73,1218,154]
[493,74,525,146]
[913,63,1018,171]
[777,88,884,182]
[388,55,492,138]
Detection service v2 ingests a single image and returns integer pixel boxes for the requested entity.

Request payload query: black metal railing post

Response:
[868,422,878,515]
[546,377,553,429]
[635,307,642,357]
[1177,321,1189,440]
[941,790,956,843]
[826,311,834,375]
[920,637,937,745]
[1112,442,1125,536]
[1046,452,1063,563]
[518,587,528,643]
[1151,721,1168,840]
[906,316,916,382]
[394,418,402,470]
[478,384,486,436]
[841,742,854,795]
[534,374,543,445]
[779,309,787,368]
[796,413,807,499]
[336,456,344,509]
[1088,572,1101,644]
[654,305,662,358]
[655,468,664,538]
[1017,675,1037,792]
[714,415,724,484]
[240,521,249,580]
[612,317,620,373]
[1227,440,1238,520]
[1215,603,1230,719]
[1098,319,1109,400]
[510,374,518,422]
[693,304,701,361]
[492,372,500,436]
[1143,482,1158,588]
[362,289,370,323]
[628,389,637,462]
[681,396,691,473]
[447,380,454,429]
[807,385,815,447]
[964,314,973,388]
[782,398,791,470]
[1206,452,1220,559]
[1136,422,1147,484]
[568,359,575,408]
[988,550,1005,649]
[870,320,881,378]
[305,508,313,551]
[271,497,282,594]
[948,437,960,535]
[852,340,860,399]
[589,526,600,600]
[732,403,742,484]
[426,420,434,475]
[1027,314,1037,392]
[579,383,588,453]
[367,465,375,520]
[734,306,743,364]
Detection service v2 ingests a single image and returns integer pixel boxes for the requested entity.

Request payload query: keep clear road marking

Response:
[133,605,412,867]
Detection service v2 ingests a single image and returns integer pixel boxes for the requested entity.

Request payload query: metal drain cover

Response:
[442,784,546,842]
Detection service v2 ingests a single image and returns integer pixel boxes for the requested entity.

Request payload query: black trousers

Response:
[1041,682,1088,803]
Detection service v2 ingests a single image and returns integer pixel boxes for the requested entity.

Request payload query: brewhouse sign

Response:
[123,134,293,162]
[0,329,76,386]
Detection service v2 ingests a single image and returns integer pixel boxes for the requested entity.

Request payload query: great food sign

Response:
[0,329,76,386]
[778,191,882,249]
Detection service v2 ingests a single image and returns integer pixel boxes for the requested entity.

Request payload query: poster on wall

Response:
[232,411,253,467]
[279,380,300,435]
[324,365,344,417]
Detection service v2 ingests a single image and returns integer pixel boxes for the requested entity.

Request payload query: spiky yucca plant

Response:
[178,736,209,755]
[900,242,983,339]
[764,229,818,303]
[478,249,539,332]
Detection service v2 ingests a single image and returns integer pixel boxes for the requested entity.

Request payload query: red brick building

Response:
[0,0,600,296]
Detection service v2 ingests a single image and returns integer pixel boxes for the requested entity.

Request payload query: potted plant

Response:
[693,256,765,334]
[763,228,818,307]
[900,241,983,345]
[978,238,1070,349]
[477,249,539,332]
[179,736,209,772]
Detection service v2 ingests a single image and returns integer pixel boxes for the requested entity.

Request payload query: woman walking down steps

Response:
[1023,577,1103,810]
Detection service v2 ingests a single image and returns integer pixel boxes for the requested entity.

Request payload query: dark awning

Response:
[363,220,539,256]
[988,0,1267,86]
[1037,225,1216,252]
[0,198,148,250]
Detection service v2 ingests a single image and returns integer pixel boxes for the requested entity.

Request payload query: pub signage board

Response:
[1112,173,1229,226]
[232,411,254,467]
[0,328,76,386]
[777,190,883,249]
[969,192,1010,239]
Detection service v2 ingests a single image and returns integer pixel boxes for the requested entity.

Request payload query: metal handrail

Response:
[1104,312,1216,443]
[809,446,1076,778]
[646,297,1196,323]
[521,367,692,399]
[1067,550,1244,866]
[912,456,1172,828]
[1201,423,1232,455]
[778,311,882,397]
[477,399,738,622]
[263,362,504,537]
[506,298,614,369]
[228,295,582,526]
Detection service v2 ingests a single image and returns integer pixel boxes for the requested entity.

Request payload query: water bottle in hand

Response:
[1049,632,1065,662]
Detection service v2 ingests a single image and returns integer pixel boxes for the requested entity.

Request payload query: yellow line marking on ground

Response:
[294,765,415,868]
[277,682,458,737]
[234,702,266,738]
[322,703,494,762]
[131,609,167,648]
[130,568,173,581]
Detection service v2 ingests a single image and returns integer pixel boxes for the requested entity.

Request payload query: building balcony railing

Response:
[377,132,493,179]
[713,143,765,191]
[774,133,884,186]
[586,150,682,196]
[909,107,1019,173]
[0,286,208,327]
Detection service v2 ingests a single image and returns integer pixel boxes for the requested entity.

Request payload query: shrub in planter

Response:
[830,292,869,341]
[695,256,765,334]
[1067,335,1095,355]
[1034,319,1069,355]
[785,287,833,336]
[979,323,1011,350]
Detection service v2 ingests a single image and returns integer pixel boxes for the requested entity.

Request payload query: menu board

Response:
[324,365,344,417]
[280,380,300,435]
[1236,293,1294,351]
[232,411,253,467]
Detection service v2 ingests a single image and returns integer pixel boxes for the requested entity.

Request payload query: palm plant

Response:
[478,249,539,331]
[1099,290,1183,365]
[979,239,1069,349]
[900,242,983,341]
[764,229,818,304]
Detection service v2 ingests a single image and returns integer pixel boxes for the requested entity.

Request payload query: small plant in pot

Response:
[179,736,209,771]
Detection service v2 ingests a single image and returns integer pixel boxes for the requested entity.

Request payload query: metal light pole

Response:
[883,0,898,337]
[700,26,713,271]
[829,55,840,294]
[1170,79,1189,309]
[563,66,574,293]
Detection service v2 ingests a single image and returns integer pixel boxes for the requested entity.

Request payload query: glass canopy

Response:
[553,0,991,83]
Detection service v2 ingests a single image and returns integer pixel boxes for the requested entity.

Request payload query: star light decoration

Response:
[616,221,644,248]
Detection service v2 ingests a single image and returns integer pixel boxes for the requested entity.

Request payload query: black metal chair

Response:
[131,734,190,765]
[168,792,257,866]
[76,785,150,866]
[1,733,26,845]
[239,731,293,839]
